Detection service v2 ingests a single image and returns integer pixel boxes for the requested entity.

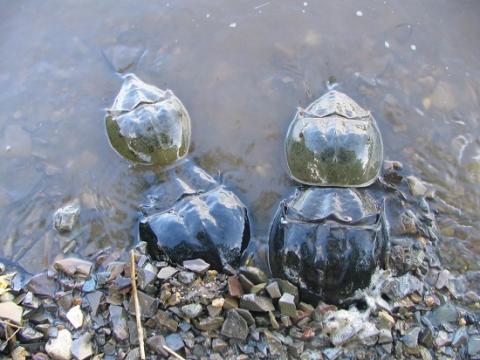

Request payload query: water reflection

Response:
[0,0,479,273]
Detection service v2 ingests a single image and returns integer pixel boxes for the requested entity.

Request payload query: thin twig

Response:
[4,327,20,343]
[130,250,146,360]
[163,345,186,360]
[0,320,23,329]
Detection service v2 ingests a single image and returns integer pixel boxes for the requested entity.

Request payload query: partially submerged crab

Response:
[269,91,389,303]
[106,75,251,269]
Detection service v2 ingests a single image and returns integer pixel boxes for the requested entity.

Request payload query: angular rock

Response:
[71,333,94,360]
[45,329,72,360]
[323,309,366,346]
[194,316,224,331]
[157,266,178,280]
[238,274,254,292]
[402,327,421,348]
[53,200,80,232]
[212,338,228,352]
[239,266,268,284]
[155,309,178,332]
[86,291,103,315]
[181,303,203,319]
[236,308,255,325]
[381,273,423,300]
[146,335,168,356]
[177,271,195,285]
[434,330,450,348]
[18,327,44,342]
[221,309,248,340]
[109,305,129,341]
[278,293,296,318]
[469,336,480,356]
[264,330,285,356]
[452,327,468,348]
[240,294,274,312]
[66,305,84,329]
[266,281,281,299]
[227,276,244,298]
[27,273,57,297]
[0,301,23,325]
[407,176,428,197]
[11,347,28,360]
[378,329,393,344]
[435,269,451,289]
[183,259,210,274]
[430,304,458,326]
[277,279,299,303]
[54,258,93,278]
[378,310,395,329]
[128,291,158,318]
[165,333,184,352]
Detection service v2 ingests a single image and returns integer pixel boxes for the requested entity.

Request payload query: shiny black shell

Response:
[139,160,250,270]
[268,187,387,303]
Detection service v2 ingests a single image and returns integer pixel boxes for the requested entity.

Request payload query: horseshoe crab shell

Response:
[285,91,383,187]
[106,74,191,166]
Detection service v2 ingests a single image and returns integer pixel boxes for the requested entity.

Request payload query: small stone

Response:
[424,295,435,307]
[195,316,224,331]
[146,335,168,356]
[0,301,23,324]
[378,310,395,329]
[81,278,96,292]
[430,304,458,325]
[435,269,451,289]
[278,293,296,318]
[452,326,468,348]
[281,315,292,327]
[240,294,274,312]
[468,335,480,356]
[46,329,72,360]
[378,328,393,344]
[66,305,83,329]
[11,347,28,360]
[212,298,224,308]
[109,305,129,341]
[177,271,195,284]
[71,333,94,360]
[298,302,314,315]
[128,291,158,318]
[223,296,238,310]
[86,291,103,315]
[266,282,281,299]
[221,309,248,340]
[227,276,244,298]
[269,311,279,330]
[407,176,428,197]
[53,200,80,232]
[277,279,299,303]
[212,338,228,352]
[419,327,434,348]
[264,330,285,356]
[155,310,178,332]
[54,258,93,278]
[238,274,254,292]
[157,266,178,280]
[402,327,421,348]
[19,327,44,342]
[435,330,450,348]
[239,266,268,284]
[236,308,255,325]
[27,273,56,297]
[250,283,266,294]
[165,333,184,352]
[323,348,342,360]
[183,259,210,274]
[181,303,203,319]
[207,305,222,317]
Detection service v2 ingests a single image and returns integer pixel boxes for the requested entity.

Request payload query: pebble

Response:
[407,176,428,197]
[66,305,84,329]
[402,327,421,348]
[165,333,184,352]
[11,347,28,360]
[435,330,450,348]
[435,269,451,289]
[239,266,268,284]
[53,200,81,232]
[54,258,93,278]
[266,281,281,299]
[378,310,395,329]
[177,271,195,284]
[195,316,224,331]
[71,333,94,360]
[155,309,178,332]
[468,336,480,356]
[109,305,129,341]
[181,303,203,318]
[227,275,244,298]
[212,338,228,352]
[240,294,275,312]
[26,273,57,297]
[157,266,178,280]
[0,301,23,324]
[279,293,297,318]
[183,259,210,274]
[221,309,249,340]
[45,329,72,360]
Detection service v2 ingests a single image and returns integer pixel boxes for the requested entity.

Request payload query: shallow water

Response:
[1,0,479,274]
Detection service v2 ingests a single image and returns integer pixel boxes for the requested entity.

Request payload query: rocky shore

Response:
[1,230,480,360]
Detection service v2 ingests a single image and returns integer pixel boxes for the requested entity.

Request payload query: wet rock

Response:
[378,310,395,329]
[382,273,423,300]
[452,326,468,348]
[165,333,184,352]
[66,305,84,329]
[402,327,421,348]
[195,316,224,331]
[279,293,297,318]
[322,309,369,346]
[406,176,428,197]
[266,281,281,299]
[71,333,94,360]
[435,269,451,289]
[221,309,248,340]
[27,273,57,297]
[227,276,244,298]
[240,294,274,312]
[0,301,23,324]
[53,200,81,232]
[430,304,458,326]
[183,259,210,274]
[431,81,457,111]
[103,45,145,73]
[250,283,266,294]
[157,266,178,280]
[181,303,203,319]
[238,274,254,292]
[435,330,450,348]
[468,336,480,356]
[239,266,268,284]
[109,305,129,341]
[45,329,72,360]
[378,328,393,344]
[54,258,93,278]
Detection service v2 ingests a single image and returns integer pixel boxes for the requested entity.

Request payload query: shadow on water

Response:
[0,0,479,273]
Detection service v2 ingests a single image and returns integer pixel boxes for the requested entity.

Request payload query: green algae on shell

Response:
[106,74,191,166]
[285,91,383,187]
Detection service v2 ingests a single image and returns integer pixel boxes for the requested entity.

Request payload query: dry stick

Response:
[163,345,186,360]
[130,250,146,360]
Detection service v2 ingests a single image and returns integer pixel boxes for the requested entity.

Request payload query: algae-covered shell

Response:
[106,74,191,166]
[285,91,383,187]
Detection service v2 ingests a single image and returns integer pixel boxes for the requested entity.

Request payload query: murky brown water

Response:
[1,0,479,274]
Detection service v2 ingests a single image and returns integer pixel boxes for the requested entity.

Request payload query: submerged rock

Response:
[53,200,80,233]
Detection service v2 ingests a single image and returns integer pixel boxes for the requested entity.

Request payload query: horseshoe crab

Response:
[269,91,389,303]
[106,75,251,270]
